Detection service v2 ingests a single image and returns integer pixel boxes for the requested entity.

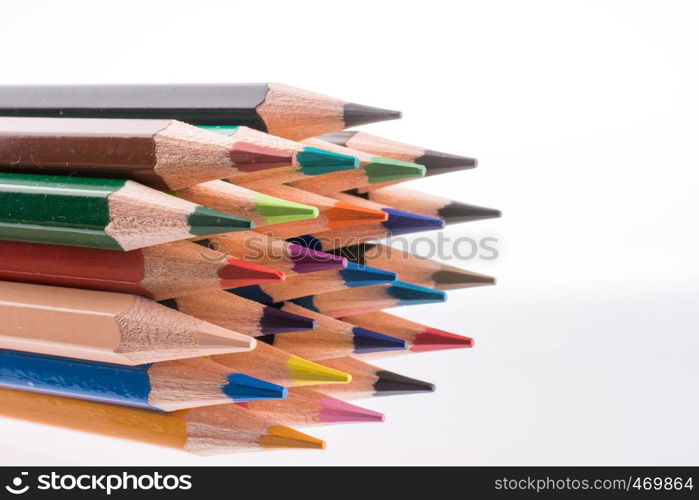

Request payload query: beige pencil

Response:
[0,280,255,365]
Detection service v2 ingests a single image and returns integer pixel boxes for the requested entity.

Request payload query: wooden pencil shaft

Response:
[0,351,277,411]
[0,240,243,299]
[318,131,477,173]
[0,84,401,140]
[332,242,494,290]
[0,117,294,190]
[0,280,253,365]
[0,173,250,251]
[0,386,320,454]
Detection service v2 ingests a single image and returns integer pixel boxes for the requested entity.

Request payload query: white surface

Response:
[1,0,697,465]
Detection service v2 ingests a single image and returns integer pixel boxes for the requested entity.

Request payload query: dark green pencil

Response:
[0,173,252,251]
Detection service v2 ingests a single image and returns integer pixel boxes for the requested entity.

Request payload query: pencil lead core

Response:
[342,103,402,128]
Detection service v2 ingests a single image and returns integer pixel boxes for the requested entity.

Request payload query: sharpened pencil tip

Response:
[343,102,402,128]
[316,131,356,147]
[195,323,257,353]
[330,201,389,223]
[365,157,426,184]
[260,306,316,334]
[259,425,326,449]
[219,258,285,288]
[297,147,360,175]
[287,356,352,386]
[382,208,445,236]
[419,149,478,175]
[228,285,274,304]
[287,244,348,273]
[188,206,254,236]
[431,268,496,290]
[373,370,436,396]
[229,142,294,169]
[224,373,288,401]
[387,281,447,305]
[340,262,397,288]
[439,202,501,224]
[319,397,386,423]
[253,193,318,226]
[412,328,474,352]
[352,327,407,354]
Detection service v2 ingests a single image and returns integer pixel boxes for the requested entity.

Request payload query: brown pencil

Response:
[0,280,255,365]
[0,117,298,189]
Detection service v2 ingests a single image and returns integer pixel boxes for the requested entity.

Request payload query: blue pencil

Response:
[0,349,286,411]
[228,262,397,303]
[291,280,447,318]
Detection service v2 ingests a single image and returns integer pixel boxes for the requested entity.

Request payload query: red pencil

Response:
[0,240,284,300]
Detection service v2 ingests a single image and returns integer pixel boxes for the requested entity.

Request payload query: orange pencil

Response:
[0,387,324,455]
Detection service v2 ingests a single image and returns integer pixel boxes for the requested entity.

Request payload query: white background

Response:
[0,0,697,465]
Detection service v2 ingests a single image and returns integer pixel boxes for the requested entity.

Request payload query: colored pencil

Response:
[341,311,474,354]
[287,209,446,251]
[287,192,445,251]
[332,242,496,290]
[173,180,318,226]
[288,138,425,194]
[0,350,286,411]
[201,125,361,184]
[288,192,445,251]
[229,262,397,303]
[160,291,316,337]
[240,387,384,426]
[0,173,252,251]
[0,240,284,300]
[258,302,406,359]
[251,184,388,239]
[0,387,324,454]
[352,186,501,224]
[314,357,435,399]
[212,342,351,387]
[318,130,477,177]
[0,280,255,365]
[0,117,300,190]
[292,281,447,318]
[0,83,401,140]
[195,233,347,275]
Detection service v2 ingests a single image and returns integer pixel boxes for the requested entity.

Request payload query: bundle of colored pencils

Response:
[0,84,499,455]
